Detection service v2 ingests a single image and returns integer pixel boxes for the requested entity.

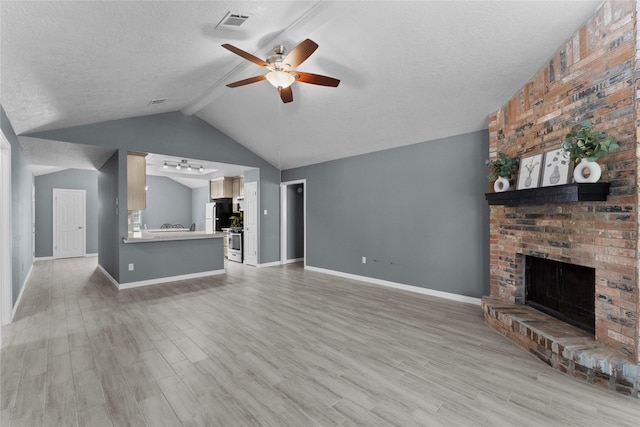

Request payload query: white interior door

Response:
[53,188,86,259]
[244,181,258,266]
[0,134,12,326]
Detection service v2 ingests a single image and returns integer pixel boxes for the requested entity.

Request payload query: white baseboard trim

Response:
[36,253,97,262]
[256,261,281,268]
[97,264,120,291]
[305,265,481,306]
[282,257,304,265]
[96,266,226,291]
[11,262,34,320]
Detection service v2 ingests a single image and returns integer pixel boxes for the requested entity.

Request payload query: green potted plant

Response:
[488,152,518,192]
[229,215,242,228]
[561,120,618,183]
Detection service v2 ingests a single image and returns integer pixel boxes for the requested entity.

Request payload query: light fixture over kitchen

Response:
[162,160,206,173]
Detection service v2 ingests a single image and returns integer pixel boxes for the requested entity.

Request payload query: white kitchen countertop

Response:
[122,229,224,243]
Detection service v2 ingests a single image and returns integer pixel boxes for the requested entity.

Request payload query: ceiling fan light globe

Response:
[266,71,295,89]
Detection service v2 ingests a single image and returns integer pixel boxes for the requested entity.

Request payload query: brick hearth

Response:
[483,297,638,397]
[485,0,639,398]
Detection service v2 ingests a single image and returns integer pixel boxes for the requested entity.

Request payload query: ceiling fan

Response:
[222,39,340,103]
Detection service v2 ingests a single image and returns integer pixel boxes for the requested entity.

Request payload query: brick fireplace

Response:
[483,0,639,397]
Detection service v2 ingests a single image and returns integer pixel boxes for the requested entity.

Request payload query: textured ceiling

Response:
[19,137,116,176]
[1,1,603,171]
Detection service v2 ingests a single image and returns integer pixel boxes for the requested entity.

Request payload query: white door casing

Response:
[0,133,12,326]
[53,188,86,259]
[280,184,287,263]
[244,181,258,266]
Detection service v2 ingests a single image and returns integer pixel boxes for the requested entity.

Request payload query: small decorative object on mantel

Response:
[561,120,618,183]
[516,153,543,190]
[488,153,518,192]
[541,148,571,187]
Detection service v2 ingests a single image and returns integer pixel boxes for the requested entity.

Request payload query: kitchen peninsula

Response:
[117,229,225,289]
[123,229,225,243]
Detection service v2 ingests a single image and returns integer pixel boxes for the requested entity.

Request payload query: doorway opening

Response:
[280,180,306,266]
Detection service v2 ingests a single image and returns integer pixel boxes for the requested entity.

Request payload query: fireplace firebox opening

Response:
[525,256,595,335]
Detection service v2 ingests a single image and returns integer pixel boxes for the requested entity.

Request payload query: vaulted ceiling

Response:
[1,1,602,171]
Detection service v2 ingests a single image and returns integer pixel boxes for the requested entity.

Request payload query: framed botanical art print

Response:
[516,153,543,190]
[541,148,571,187]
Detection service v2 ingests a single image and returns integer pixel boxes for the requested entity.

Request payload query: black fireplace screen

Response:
[525,256,595,334]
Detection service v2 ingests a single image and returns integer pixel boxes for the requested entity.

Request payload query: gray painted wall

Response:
[34,169,98,257]
[98,152,119,281]
[143,175,192,229]
[281,130,490,298]
[191,185,210,232]
[287,184,304,260]
[120,238,223,282]
[2,105,34,305]
[28,112,281,282]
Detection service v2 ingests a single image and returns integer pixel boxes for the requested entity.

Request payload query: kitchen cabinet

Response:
[233,176,244,197]
[210,177,233,199]
[127,151,147,211]
[232,176,244,212]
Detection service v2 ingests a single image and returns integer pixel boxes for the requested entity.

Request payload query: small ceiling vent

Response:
[148,98,167,106]
[216,12,250,29]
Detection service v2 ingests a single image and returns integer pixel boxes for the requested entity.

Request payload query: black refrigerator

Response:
[213,198,233,231]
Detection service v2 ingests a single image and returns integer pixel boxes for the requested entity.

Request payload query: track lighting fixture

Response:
[161,160,206,173]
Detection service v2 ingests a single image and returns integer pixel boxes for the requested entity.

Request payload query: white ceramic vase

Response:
[573,159,601,183]
[493,176,510,192]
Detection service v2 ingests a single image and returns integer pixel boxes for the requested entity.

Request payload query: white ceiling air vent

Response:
[216,12,250,29]
[148,98,167,106]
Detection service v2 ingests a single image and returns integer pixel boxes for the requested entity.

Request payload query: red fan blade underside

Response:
[284,39,318,69]
[279,86,293,103]
[295,71,340,87]
[226,75,267,88]
[222,44,269,68]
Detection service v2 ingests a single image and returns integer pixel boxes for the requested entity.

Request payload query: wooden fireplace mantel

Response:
[485,183,610,206]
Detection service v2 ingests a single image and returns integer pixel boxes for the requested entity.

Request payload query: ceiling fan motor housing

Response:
[267,45,288,71]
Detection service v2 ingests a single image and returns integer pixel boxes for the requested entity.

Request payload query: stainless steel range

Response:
[228,228,243,263]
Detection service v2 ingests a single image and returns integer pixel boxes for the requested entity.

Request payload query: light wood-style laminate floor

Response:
[1,258,638,426]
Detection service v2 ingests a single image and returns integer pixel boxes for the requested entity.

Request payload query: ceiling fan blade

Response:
[284,39,318,69]
[279,86,293,103]
[222,44,269,68]
[226,75,267,88]
[295,72,340,87]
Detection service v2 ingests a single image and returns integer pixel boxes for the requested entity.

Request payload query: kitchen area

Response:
[206,175,246,263]
[123,151,254,279]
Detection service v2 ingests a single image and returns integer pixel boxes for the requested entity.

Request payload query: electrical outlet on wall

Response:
[362,256,366,264]
[128,263,134,271]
